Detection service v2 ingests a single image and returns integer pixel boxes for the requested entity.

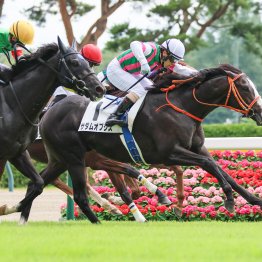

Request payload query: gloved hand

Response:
[140,62,151,75]
[17,55,26,63]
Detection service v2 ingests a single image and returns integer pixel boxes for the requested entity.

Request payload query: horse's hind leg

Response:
[124,175,140,200]
[109,172,146,222]
[167,165,184,218]
[87,151,171,206]
[68,165,99,223]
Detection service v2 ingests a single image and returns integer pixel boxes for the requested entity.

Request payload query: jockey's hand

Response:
[17,56,26,63]
[140,62,151,75]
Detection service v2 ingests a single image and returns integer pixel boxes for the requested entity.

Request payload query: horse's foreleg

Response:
[68,165,99,223]
[19,163,67,223]
[200,146,262,208]
[109,172,146,222]
[0,160,7,179]
[0,151,45,218]
[168,148,235,213]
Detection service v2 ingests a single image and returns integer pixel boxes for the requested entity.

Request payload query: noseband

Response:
[193,73,261,116]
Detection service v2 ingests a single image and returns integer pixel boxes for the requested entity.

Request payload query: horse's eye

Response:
[70,59,80,67]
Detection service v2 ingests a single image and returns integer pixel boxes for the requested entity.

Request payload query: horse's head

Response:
[195,65,262,125]
[57,37,105,101]
[225,70,262,125]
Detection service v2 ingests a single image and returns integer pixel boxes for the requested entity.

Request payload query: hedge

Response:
[203,124,262,137]
[1,123,261,188]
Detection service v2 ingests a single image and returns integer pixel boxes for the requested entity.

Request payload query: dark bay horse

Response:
[5,64,262,223]
[0,37,104,221]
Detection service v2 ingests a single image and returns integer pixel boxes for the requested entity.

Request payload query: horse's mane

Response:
[218,64,242,74]
[12,43,59,76]
[152,64,241,92]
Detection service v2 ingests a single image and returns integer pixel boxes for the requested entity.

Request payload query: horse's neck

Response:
[6,56,59,119]
[149,85,219,121]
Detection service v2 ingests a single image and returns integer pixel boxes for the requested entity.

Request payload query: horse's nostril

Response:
[95,86,106,96]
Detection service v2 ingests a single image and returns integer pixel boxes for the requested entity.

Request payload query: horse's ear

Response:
[224,70,235,78]
[71,38,77,51]
[57,36,67,54]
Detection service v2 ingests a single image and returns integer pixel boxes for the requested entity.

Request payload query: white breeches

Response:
[107,58,153,98]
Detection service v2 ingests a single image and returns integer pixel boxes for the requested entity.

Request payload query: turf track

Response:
[0,221,261,261]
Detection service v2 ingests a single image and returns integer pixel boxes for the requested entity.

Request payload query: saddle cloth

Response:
[78,95,146,133]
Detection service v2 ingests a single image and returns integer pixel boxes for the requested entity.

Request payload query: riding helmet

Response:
[9,20,35,45]
[161,38,185,61]
[80,44,102,66]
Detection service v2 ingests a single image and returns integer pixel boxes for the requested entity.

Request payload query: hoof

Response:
[158,196,172,206]
[110,208,123,215]
[225,200,235,213]
[172,206,182,218]
[0,205,7,216]
[18,217,27,225]
[156,189,172,205]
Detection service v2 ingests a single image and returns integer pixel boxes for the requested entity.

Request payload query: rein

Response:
[9,81,39,127]
[156,73,260,122]
[17,44,92,95]
[8,48,93,127]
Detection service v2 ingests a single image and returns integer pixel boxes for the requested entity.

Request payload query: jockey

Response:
[0,20,35,83]
[105,38,197,127]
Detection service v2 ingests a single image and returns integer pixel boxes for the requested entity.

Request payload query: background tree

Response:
[24,0,126,49]
[105,0,261,52]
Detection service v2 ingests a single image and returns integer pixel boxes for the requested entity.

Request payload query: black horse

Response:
[4,64,262,223]
[0,37,104,221]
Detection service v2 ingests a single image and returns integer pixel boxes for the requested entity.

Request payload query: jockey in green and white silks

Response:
[105,38,196,127]
[0,20,35,84]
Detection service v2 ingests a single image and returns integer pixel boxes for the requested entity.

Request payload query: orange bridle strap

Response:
[156,77,204,122]
[156,73,260,122]
[192,73,260,115]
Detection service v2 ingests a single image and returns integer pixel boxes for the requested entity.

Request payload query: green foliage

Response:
[1,161,67,188]
[203,123,262,137]
[105,0,258,52]
[24,0,94,25]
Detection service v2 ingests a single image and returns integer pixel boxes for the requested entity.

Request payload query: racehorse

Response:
[4,64,262,223]
[0,37,105,221]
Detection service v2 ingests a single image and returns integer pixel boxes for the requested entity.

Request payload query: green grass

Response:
[0,221,261,262]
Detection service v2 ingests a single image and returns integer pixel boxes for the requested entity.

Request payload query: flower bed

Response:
[60,150,262,221]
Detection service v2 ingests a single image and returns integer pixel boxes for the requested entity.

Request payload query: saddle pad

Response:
[78,95,146,133]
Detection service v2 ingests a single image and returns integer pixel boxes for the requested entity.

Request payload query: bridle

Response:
[9,47,96,126]
[192,73,260,117]
[157,73,261,122]
[15,43,96,96]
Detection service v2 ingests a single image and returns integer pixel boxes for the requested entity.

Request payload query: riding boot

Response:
[105,96,134,127]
